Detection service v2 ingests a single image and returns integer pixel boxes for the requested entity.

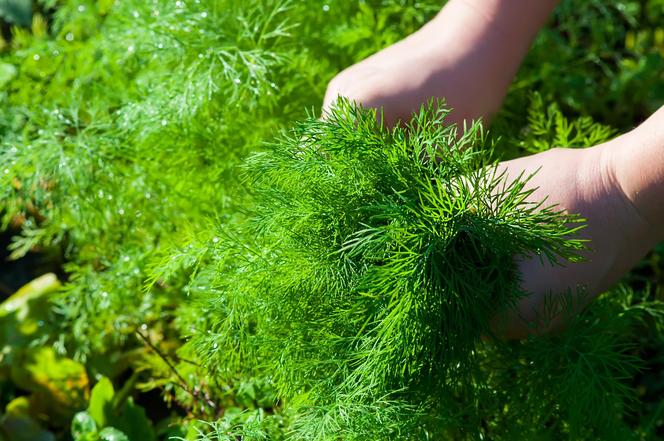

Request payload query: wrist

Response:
[406,0,559,122]
[604,109,664,243]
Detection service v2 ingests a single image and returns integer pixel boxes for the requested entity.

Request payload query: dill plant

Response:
[0,0,321,359]
[173,100,664,440]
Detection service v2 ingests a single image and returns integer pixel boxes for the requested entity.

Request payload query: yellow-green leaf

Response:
[10,347,89,422]
[88,377,115,429]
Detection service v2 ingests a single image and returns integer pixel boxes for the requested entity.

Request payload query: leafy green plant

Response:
[519,93,617,153]
[170,100,663,440]
[0,0,662,440]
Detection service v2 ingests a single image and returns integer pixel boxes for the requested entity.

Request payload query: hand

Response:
[492,123,662,338]
[323,0,558,126]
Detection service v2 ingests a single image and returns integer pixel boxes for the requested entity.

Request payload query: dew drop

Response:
[3,169,9,174]
[65,32,74,41]
[127,45,135,53]
[33,54,40,61]
[212,237,219,243]
[132,10,140,18]
[145,192,152,199]
[141,323,148,330]
[234,78,241,84]
[161,119,168,126]
[212,342,219,349]
[200,11,208,18]
[118,208,126,215]
[157,42,164,49]
[78,5,86,12]
[322,4,330,12]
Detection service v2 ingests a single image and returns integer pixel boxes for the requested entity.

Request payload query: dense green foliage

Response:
[0,0,662,440]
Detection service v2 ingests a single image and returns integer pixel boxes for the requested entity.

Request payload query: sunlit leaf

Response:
[71,411,97,440]
[88,377,115,429]
[10,347,89,422]
[98,427,129,441]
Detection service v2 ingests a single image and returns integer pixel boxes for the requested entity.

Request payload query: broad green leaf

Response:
[10,347,89,422]
[0,273,60,320]
[0,275,60,370]
[71,411,97,440]
[88,377,115,429]
[114,398,155,441]
[98,427,129,441]
[87,377,154,440]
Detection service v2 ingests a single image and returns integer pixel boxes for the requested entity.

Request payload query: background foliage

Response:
[0,0,662,440]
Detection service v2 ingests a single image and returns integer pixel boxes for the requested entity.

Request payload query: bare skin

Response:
[495,108,664,338]
[323,0,559,126]
[323,0,664,337]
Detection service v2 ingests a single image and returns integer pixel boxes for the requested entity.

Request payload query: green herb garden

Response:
[0,0,663,440]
